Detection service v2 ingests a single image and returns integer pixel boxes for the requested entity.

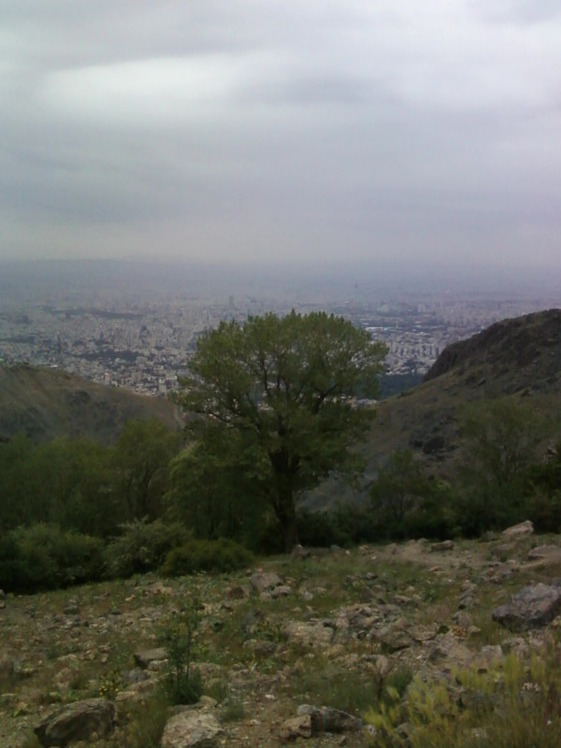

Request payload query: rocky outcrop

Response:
[492,583,561,631]
[160,710,224,748]
[34,698,115,746]
[279,706,363,742]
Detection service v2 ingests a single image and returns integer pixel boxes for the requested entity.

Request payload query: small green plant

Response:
[122,691,170,748]
[158,585,204,705]
[221,696,246,723]
[98,669,121,700]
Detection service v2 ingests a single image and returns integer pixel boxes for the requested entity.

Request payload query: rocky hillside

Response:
[2,524,561,746]
[306,308,561,509]
[0,364,183,444]
[424,308,561,393]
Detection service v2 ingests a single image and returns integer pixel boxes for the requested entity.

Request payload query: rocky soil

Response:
[2,522,561,747]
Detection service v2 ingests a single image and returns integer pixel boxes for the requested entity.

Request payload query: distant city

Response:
[1,260,559,397]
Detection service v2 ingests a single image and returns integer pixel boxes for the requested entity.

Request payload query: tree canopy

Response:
[176,310,387,550]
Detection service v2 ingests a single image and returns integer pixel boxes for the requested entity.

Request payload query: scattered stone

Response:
[225,585,247,600]
[285,620,336,647]
[279,714,313,741]
[492,583,561,631]
[34,698,115,746]
[297,705,363,734]
[378,620,413,652]
[161,710,224,748]
[63,600,79,616]
[290,545,311,559]
[527,545,561,562]
[134,647,167,669]
[430,540,454,552]
[270,585,293,599]
[502,520,534,538]
[249,571,282,594]
[242,639,277,657]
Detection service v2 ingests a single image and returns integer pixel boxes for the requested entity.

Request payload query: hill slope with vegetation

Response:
[312,309,561,506]
[0,364,183,444]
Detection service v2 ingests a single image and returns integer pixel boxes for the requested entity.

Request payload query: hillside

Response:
[307,309,561,509]
[3,528,561,746]
[0,364,183,444]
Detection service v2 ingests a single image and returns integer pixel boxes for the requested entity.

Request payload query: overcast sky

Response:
[1,1,561,272]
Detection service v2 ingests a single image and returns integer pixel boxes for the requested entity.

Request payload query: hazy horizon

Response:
[1,2,561,272]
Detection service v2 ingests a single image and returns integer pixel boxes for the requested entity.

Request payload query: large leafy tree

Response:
[177,311,387,551]
[114,419,183,522]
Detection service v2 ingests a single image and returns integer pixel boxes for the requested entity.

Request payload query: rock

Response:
[224,585,247,600]
[249,571,282,594]
[279,714,313,742]
[0,652,14,678]
[501,520,534,538]
[63,600,79,616]
[161,711,224,748]
[270,585,293,599]
[492,583,561,631]
[527,545,561,562]
[378,620,413,652]
[297,705,363,734]
[34,698,115,746]
[430,540,454,552]
[134,647,168,668]
[0,589,5,609]
[285,620,336,647]
[125,667,150,685]
[290,544,311,559]
[426,633,473,668]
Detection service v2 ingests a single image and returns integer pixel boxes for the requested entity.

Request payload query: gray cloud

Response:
[1,0,561,271]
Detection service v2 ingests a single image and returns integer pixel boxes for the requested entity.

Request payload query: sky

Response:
[1,1,561,272]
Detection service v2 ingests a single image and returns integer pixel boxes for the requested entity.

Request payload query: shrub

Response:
[160,538,253,577]
[159,589,204,705]
[364,652,561,748]
[0,524,104,592]
[104,518,190,578]
[296,509,352,548]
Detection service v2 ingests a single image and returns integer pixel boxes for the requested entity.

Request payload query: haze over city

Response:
[1,1,561,276]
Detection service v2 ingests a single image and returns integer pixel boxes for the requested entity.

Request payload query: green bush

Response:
[296,509,352,548]
[0,524,104,592]
[160,538,253,577]
[104,518,191,578]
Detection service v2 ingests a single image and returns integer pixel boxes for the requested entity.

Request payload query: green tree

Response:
[368,448,455,539]
[177,311,387,551]
[167,425,262,543]
[114,419,183,522]
[458,397,551,533]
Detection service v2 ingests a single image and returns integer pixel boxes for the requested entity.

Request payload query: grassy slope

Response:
[0,364,183,444]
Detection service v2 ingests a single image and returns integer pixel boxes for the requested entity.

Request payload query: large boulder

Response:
[161,710,224,748]
[492,583,561,631]
[501,520,534,539]
[34,698,115,746]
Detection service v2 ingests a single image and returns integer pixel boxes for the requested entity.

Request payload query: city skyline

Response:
[1,2,561,273]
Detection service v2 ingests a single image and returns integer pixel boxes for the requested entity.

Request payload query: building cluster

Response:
[0,288,554,396]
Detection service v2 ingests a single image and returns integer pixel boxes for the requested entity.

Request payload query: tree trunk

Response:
[272,472,299,553]
[282,510,299,553]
